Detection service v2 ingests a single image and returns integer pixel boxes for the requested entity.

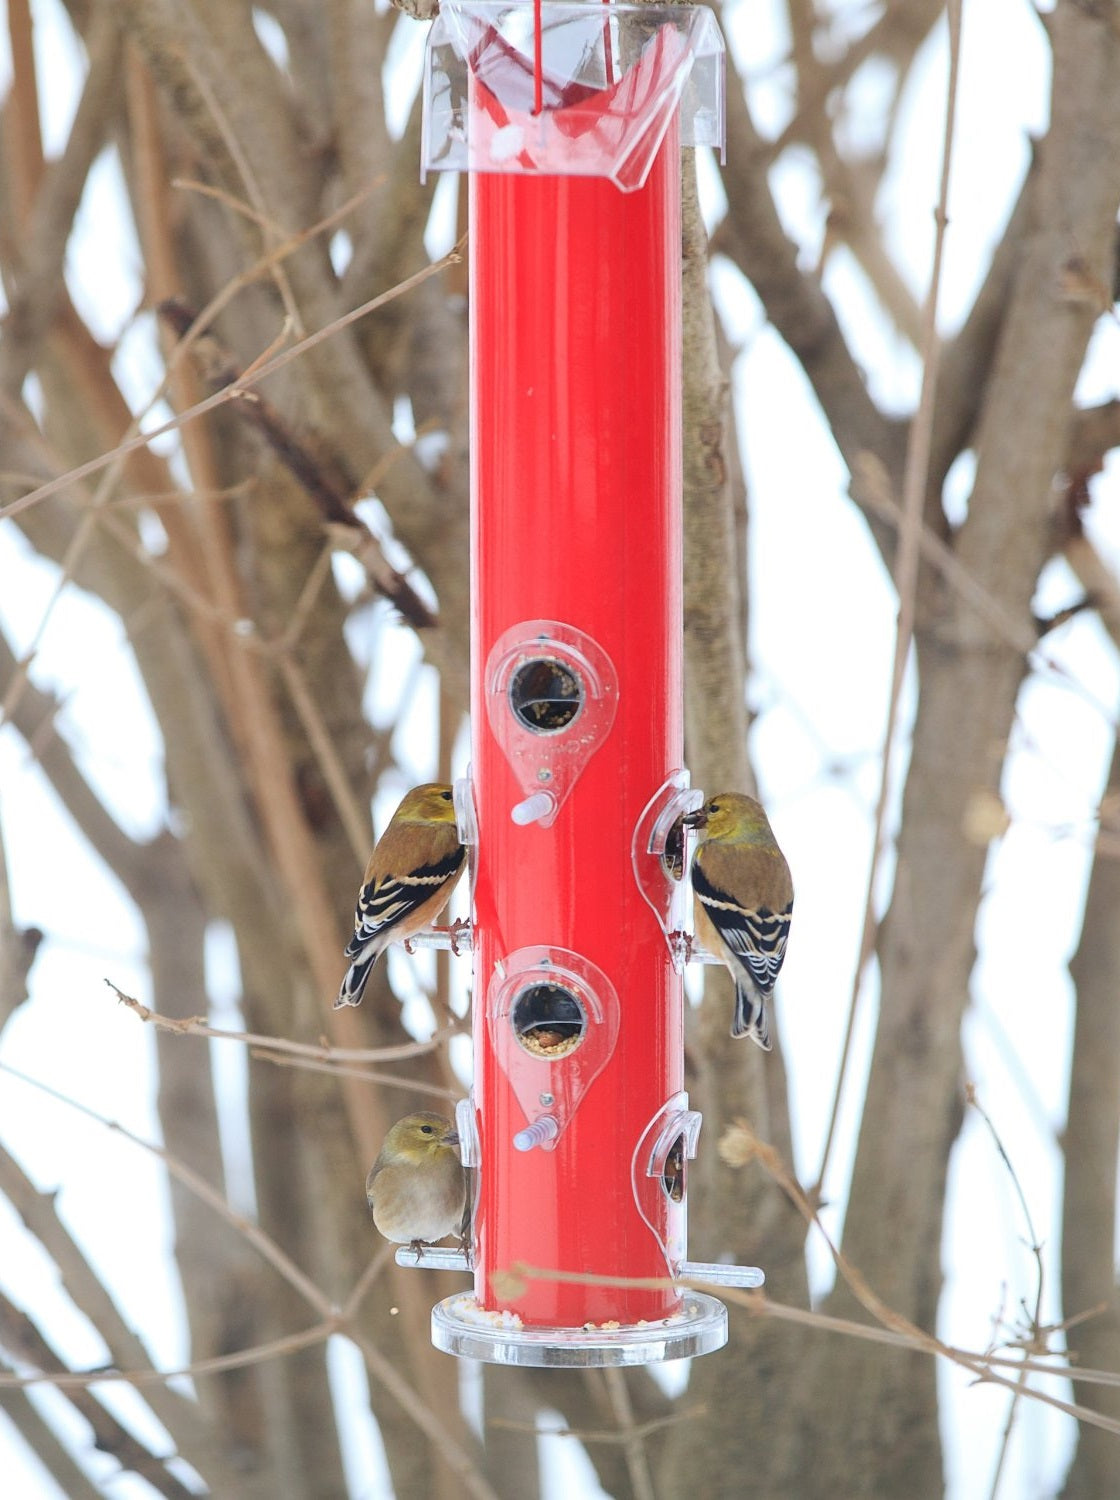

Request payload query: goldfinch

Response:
[366,1112,467,1252]
[685,793,793,1049]
[335,783,465,1008]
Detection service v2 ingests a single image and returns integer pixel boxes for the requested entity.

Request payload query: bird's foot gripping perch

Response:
[447,916,472,956]
[400,920,474,956]
[667,929,694,965]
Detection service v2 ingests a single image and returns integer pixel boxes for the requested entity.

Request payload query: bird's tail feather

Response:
[732,982,772,1050]
[334,944,380,1009]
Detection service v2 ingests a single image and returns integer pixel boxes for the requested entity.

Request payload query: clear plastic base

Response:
[431,1290,729,1366]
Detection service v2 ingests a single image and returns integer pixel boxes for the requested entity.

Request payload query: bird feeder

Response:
[415,0,760,1365]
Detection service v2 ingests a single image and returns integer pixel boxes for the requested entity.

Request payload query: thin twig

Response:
[156,299,436,629]
[344,1326,500,1500]
[504,1103,1119,1443]
[180,50,302,334]
[488,1408,697,1444]
[857,459,1119,730]
[275,655,373,866]
[0,242,466,525]
[0,1324,332,1391]
[0,1061,499,1499]
[2,1062,331,1311]
[250,1050,461,1102]
[508,1264,1120,1437]
[340,1242,395,1322]
[966,1086,1046,1500]
[152,171,386,403]
[0,1290,194,1500]
[816,0,964,1196]
[107,980,444,1062]
[274,541,337,652]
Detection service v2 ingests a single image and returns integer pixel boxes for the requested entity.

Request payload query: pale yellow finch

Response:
[366,1113,467,1252]
[335,783,465,1008]
[685,793,794,1050]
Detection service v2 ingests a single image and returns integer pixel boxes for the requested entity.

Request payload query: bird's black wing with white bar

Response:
[691,861,792,997]
[345,846,466,956]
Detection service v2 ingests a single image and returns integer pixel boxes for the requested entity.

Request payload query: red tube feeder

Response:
[419,3,755,1365]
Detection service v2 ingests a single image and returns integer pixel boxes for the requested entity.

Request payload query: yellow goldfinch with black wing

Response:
[335,783,465,1009]
[685,793,793,1050]
[366,1112,467,1253]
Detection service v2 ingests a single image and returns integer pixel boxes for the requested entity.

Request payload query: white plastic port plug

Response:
[513,1115,559,1152]
[511,791,557,825]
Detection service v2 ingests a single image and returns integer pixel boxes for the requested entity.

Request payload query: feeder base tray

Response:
[431,1290,728,1366]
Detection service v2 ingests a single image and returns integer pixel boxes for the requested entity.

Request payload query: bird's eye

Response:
[420,1124,435,1134]
[439,790,452,801]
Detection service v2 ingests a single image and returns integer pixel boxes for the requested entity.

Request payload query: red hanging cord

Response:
[532,0,543,114]
[603,0,615,87]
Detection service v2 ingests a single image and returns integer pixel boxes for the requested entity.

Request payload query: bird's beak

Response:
[680,808,708,829]
[442,1129,460,1147]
